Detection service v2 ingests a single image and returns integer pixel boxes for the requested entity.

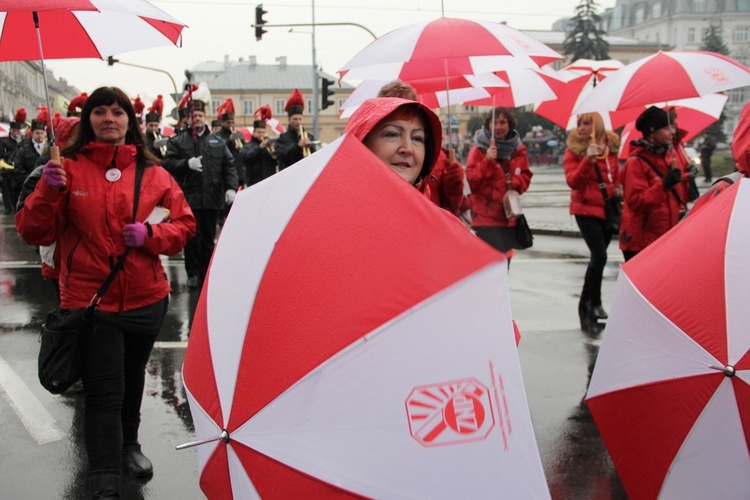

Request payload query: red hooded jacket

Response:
[16,143,196,312]
[619,143,689,253]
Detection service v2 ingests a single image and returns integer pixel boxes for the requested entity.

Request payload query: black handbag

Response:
[37,161,145,394]
[514,214,534,250]
[593,161,621,235]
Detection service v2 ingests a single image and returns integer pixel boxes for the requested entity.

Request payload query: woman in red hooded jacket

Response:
[466,107,533,254]
[619,106,690,261]
[16,87,195,498]
[564,112,620,333]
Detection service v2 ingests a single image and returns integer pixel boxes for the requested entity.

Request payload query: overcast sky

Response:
[45,0,616,108]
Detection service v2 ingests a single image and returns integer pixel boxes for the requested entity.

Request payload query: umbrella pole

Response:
[32,11,58,160]
[444,58,456,161]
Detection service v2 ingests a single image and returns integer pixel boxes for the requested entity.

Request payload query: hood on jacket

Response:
[344,97,442,184]
[733,102,750,174]
[566,128,620,156]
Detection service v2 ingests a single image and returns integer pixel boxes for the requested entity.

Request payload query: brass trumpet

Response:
[301,127,311,157]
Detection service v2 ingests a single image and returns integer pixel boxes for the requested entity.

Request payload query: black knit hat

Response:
[636,106,670,136]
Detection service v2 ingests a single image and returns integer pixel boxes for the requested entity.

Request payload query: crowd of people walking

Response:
[1,74,740,498]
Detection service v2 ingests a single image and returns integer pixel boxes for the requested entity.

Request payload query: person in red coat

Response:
[564,112,621,333]
[619,106,690,261]
[16,86,196,498]
[466,107,533,254]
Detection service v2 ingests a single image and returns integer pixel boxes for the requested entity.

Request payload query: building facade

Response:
[188,55,355,145]
[600,0,750,136]
[0,61,79,125]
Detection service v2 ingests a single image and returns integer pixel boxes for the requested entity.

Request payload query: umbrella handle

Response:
[175,429,230,450]
[49,146,60,162]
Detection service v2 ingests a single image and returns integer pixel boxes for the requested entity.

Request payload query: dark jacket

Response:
[0,135,20,162]
[275,127,316,170]
[11,138,49,192]
[214,127,246,185]
[239,137,278,186]
[162,127,239,210]
[145,130,167,160]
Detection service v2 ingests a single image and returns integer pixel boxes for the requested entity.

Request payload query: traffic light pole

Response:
[106,57,179,104]
[311,0,319,138]
[254,22,377,41]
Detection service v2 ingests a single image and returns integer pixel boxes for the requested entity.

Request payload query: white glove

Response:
[188,156,203,172]
[225,189,237,204]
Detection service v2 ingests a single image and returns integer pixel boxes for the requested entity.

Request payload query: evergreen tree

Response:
[700,24,730,55]
[699,24,729,142]
[563,0,610,62]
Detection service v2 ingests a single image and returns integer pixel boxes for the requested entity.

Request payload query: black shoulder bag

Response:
[38,160,145,394]
[497,160,533,249]
[592,159,622,235]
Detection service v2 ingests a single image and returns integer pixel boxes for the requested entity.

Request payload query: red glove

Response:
[123,222,148,248]
[442,160,465,192]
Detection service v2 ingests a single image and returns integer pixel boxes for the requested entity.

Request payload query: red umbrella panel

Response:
[618,93,728,160]
[0,0,185,61]
[586,178,750,499]
[181,134,550,499]
[574,50,750,115]
[338,17,562,82]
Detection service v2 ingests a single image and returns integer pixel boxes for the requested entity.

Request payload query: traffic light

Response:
[107,56,119,66]
[321,77,335,110]
[255,4,268,41]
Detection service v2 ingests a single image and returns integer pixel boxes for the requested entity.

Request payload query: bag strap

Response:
[89,157,146,306]
[636,153,686,206]
[591,159,611,202]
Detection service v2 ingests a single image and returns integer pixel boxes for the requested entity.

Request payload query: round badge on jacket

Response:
[105,168,122,182]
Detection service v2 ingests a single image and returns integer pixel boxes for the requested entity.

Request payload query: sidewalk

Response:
[521,162,581,238]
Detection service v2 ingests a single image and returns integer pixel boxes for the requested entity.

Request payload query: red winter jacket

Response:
[424,148,467,215]
[564,149,620,220]
[619,144,689,253]
[466,141,532,227]
[16,142,196,312]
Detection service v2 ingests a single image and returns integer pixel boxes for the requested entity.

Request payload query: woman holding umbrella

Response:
[619,106,689,261]
[466,107,533,254]
[564,112,621,333]
[15,86,195,499]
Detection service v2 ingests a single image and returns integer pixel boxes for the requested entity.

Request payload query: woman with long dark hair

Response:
[16,86,195,498]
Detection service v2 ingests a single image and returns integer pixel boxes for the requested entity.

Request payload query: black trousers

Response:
[184,208,219,281]
[81,297,168,474]
[1,174,15,213]
[575,215,611,307]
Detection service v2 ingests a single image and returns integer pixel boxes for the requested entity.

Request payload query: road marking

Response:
[154,341,188,349]
[0,354,66,445]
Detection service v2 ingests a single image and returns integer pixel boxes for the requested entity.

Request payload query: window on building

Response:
[210,99,221,116]
[464,105,476,112]
[693,1,707,12]
[740,0,750,12]
[275,99,285,116]
[635,4,645,23]
[242,99,254,116]
[652,2,662,18]
[733,26,749,43]
[701,27,710,41]
[688,27,696,43]
[337,98,346,109]
[306,99,313,113]
[729,88,747,103]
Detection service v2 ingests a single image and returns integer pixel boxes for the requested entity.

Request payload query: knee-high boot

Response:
[89,471,120,499]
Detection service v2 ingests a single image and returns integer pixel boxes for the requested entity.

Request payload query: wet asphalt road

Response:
[0,185,628,499]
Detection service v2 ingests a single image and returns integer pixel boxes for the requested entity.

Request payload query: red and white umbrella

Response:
[338,17,562,82]
[180,134,549,498]
[0,0,185,61]
[0,122,8,137]
[533,59,628,130]
[574,50,750,115]
[460,66,562,109]
[586,178,750,499]
[618,93,728,159]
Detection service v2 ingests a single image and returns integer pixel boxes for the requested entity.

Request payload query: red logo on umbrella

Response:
[406,378,495,447]
[703,67,729,83]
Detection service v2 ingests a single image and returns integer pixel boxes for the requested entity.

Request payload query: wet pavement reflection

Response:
[1,215,627,498]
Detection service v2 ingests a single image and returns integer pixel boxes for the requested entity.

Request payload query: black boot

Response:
[122,443,153,478]
[578,301,601,335]
[89,471,120,499]
[591,304,608,319]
